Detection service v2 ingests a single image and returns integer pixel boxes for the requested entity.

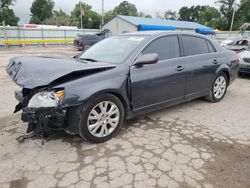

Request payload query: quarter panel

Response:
[184,53,226,97]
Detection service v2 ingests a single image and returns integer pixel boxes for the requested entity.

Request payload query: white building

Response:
[102,15,214,36]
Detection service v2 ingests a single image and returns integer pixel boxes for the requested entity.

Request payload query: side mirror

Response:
[134,53,159,66]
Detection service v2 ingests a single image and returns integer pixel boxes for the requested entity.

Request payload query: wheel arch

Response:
[215,66,231,85]
[108,91,130,118]
[66,89,130,136]
[221,70,230,84]
[219,69,230,86]
[84,89,130,118]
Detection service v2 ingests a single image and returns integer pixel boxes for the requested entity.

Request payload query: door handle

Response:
[213,59,219,64]
[176,66,184,71]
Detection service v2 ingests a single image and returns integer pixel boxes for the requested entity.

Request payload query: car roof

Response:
[120,30,209,38]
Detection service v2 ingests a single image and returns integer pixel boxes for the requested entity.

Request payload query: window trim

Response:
[136,34,182,63]
[206,40,217,53]
[180,34,218,57]
[181,35,211,56]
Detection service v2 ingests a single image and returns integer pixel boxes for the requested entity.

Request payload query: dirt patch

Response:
[204,141,250,188]
[9,177,29,188]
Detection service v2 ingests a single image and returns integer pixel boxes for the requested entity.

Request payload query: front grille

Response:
[243,58,250,63]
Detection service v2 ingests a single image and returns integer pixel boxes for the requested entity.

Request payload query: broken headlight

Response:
[28,90,64,108]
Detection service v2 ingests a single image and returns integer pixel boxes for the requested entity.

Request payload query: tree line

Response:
[0,0,249,30]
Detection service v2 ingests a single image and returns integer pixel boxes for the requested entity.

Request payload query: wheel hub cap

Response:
[213,76,226,99]
[87,101,120,138]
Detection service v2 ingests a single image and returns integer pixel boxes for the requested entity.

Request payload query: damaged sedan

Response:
[6,31,239,143]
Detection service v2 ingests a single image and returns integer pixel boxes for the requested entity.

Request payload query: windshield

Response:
[79,35,147,64]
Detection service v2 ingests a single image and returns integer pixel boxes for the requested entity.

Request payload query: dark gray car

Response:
[6,31,239,143]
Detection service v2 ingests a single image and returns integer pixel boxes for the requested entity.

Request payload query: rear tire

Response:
[77,94,124,143]
[205,72,228,103]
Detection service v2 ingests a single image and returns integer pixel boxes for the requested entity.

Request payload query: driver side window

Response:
[142,35,181,61]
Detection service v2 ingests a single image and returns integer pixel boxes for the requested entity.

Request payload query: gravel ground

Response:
[0,46,250,188]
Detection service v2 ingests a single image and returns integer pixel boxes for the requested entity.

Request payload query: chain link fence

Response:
[0,26,100,47]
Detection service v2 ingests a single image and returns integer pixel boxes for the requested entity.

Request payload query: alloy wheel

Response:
[213,76,227,99]
[87,101,120,138]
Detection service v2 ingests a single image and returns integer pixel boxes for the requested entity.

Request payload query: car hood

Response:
[226,45,248,51]
[6,56,116,89]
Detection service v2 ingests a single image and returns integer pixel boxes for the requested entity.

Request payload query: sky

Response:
[12,0,218,24]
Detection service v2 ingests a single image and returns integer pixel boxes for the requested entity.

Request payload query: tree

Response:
[164,10,178,20]
[216,0,238,30]
[145,14,152,18]
[30,0,54,24]
[179,6,194,21]
[232,0,250,29]
[113,1,138,16]
[138,12,152,18]
[103,1,139,23]
[0,0,14,8]
[104,10,115,22]
[43,10,76,26]
[179,5,221,29]
[0,0,19,25]
[71,2,101,29]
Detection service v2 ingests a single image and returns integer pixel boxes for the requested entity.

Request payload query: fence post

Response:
[23,27,26,47]
[64,30,67,46]
[17,25,21,47]
[41,28,44,47]
[3,21,8,48]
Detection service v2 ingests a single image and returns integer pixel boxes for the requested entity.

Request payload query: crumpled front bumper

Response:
[21,107,67,131]
[14,89,67,132]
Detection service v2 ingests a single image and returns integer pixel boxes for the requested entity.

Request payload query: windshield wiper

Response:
[79,58,98,62]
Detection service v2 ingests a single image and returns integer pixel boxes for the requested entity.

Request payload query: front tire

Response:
[78,94,124,143]
[205,72,228,102]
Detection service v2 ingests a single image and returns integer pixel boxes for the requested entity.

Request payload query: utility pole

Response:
[101,0,104,25]
[80,1,83,29]
[229,0,237,36]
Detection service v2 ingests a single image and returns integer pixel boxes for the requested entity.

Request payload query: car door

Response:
[130,35,187,110]
[181,35,221,98]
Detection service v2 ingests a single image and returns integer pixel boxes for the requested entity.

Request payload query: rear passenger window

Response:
[182,36,209,56]
[207,41,216,53]
[143,35,180,61]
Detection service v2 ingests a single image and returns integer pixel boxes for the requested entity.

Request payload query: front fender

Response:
[56,67,130,111]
